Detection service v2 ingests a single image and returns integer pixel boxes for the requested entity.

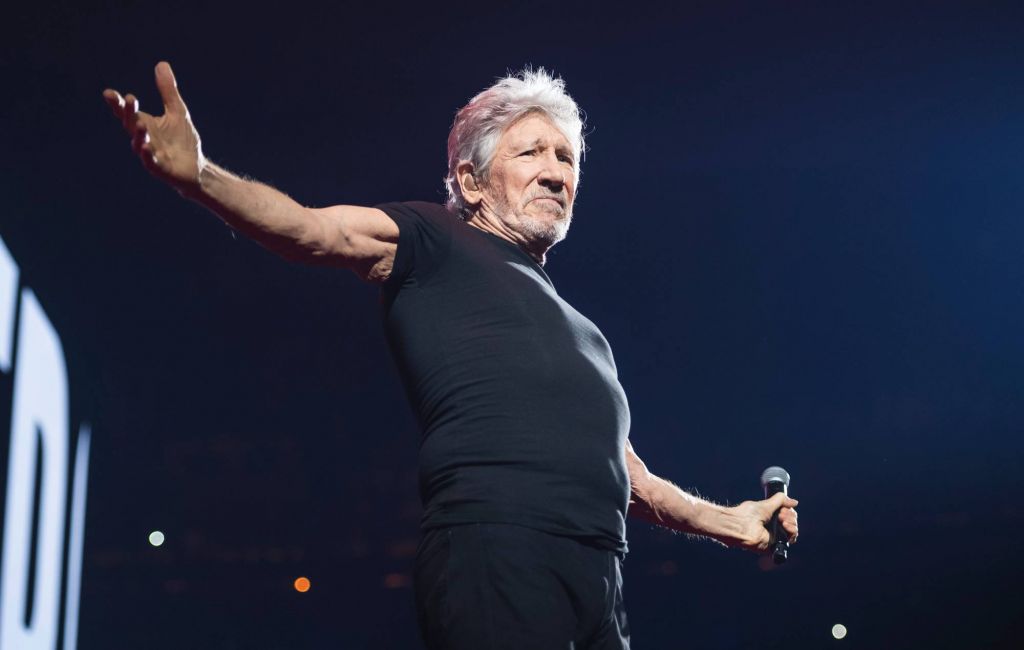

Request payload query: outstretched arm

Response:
[103,62,398,281]
[625,439,799,552]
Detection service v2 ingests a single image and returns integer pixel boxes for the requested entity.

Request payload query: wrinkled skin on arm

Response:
[625,439,799,552]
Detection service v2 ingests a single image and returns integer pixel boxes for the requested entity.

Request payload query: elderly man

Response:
[104,62,798,650]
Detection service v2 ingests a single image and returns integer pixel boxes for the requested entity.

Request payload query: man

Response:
[104,62,799,649]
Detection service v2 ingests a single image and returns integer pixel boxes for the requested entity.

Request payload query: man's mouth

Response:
[530,196,564,209]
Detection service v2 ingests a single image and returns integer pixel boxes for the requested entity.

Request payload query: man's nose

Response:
[537,154,565,188]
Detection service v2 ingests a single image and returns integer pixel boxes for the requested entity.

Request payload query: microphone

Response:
[760,466,791,564]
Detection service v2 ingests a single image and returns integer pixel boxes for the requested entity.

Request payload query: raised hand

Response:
[103,61,204,193]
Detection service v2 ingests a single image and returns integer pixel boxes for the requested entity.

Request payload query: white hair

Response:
[445,67,586,218]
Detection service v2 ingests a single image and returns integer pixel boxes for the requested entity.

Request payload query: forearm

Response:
[181,161,324,262]
[629,475,749,547]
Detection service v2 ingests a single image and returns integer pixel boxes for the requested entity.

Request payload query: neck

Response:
[464,207,549,265]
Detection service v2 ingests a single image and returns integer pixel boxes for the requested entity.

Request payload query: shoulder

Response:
[376,201,462,231]
[376,201,459,288]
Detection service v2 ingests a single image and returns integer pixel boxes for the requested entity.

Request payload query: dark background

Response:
[1,1,1022,648]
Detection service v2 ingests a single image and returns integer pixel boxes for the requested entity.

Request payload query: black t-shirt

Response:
[378,201,630,553]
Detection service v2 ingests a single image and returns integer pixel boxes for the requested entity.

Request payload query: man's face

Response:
[480,112,578,248]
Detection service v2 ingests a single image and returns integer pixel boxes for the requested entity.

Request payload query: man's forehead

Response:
[501,115,573,150]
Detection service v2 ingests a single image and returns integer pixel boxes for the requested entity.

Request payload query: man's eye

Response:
[559,155,574,165]
[520,150,536,156]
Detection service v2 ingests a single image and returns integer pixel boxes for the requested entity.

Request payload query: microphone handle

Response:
[764,480,789,564]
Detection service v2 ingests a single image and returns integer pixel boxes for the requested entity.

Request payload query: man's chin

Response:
[520,214,571,246]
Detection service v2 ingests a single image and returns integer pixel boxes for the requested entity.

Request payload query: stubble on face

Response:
[486,179,573,249]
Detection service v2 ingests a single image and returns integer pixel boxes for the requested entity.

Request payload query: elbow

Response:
[625,444,655,502]
[630,473,659,510]
[628,467,663,522]
[628,478,664,524]
[625,440,661,520]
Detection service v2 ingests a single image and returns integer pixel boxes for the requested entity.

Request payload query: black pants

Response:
[414,523,630,650]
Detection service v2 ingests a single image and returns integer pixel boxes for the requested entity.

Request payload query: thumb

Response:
[765,491,798,512]
[154,61,187,115]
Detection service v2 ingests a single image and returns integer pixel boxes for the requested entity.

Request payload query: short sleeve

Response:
[375,201,455,290]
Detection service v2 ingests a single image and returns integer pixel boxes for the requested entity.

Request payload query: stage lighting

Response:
[148,531,165,547]
[832,623,848,640]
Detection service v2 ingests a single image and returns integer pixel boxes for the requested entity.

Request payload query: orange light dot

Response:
[383,573,411,589]
[293,576,311,593]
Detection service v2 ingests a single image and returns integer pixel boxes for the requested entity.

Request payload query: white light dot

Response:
[832,624,848,640]
[148,530,165,547]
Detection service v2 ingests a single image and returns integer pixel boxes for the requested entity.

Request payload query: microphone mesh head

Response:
[760,466,790,487]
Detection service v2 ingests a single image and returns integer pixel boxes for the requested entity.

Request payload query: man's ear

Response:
[456,161,483,206]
